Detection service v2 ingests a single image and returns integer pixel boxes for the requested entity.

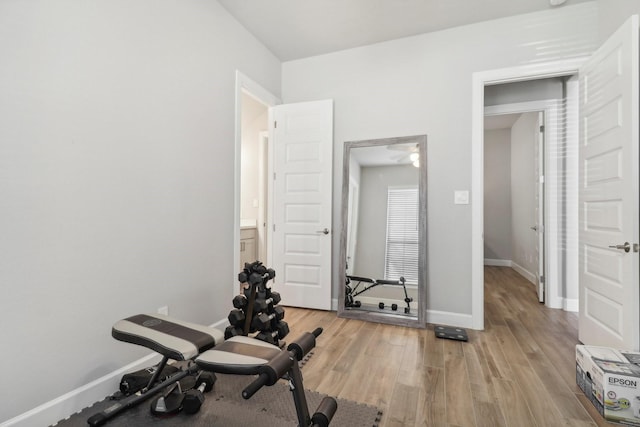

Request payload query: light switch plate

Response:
[454,190,469,205]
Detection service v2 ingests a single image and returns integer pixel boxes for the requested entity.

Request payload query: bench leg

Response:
[87,364,198,426]
[288,361,312,426]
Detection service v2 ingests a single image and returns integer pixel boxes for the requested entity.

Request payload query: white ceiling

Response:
[217,0,593,61]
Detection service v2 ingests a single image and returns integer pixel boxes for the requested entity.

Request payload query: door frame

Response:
[234,71,280,289]
[536,111,545,304]
[484,100,560,307]
[471,58,587,330]
[257,130,269,263]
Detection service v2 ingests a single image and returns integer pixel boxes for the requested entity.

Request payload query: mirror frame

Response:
[338,135,427,328]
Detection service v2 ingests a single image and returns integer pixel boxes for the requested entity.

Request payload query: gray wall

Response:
[483,129,512,261]
[0,0,280,423]
[282,2,599,315]
[485,78,564,106]
[597,0,640,42]
[484,113,541,281]
[353,164,419,279]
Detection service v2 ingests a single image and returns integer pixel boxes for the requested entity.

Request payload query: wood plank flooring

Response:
[283,266,609,427]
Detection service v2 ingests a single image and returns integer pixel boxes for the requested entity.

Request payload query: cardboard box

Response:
[576,345,640,425]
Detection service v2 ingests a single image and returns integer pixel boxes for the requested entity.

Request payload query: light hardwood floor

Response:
[283,266,610,427]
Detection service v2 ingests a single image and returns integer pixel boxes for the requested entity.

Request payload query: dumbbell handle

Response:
[253,296,278,314]
[242,373,270,399]
[196,382,206,393]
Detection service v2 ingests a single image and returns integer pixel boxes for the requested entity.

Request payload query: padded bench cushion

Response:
[195,336,282,375]
[113,314,224,361]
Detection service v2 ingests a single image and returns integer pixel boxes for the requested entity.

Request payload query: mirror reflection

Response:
[338,135,427,328]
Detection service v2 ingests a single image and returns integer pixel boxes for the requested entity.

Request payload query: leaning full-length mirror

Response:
[338,135,427,328]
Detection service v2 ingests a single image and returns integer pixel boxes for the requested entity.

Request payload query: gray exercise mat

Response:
[52,373,382,427]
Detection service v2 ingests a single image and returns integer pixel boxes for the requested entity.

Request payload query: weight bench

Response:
[88,313,224,426]
[346,275,413,313]
[88,314,337,427]
[195,330,337,427]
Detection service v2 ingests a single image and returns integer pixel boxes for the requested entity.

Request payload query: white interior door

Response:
[270,99,333,310]
[534,112,545,303]
[578,15,639,350]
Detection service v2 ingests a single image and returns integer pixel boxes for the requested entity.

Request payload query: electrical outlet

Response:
[454,190,469,205]
[157,306,169,316]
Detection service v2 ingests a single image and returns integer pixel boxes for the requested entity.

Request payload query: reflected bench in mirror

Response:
[338,135,427,328]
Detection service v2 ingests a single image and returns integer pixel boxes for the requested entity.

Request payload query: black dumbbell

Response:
[345,294,354,307]
[228,309,245,327]
[232,294,247,309]
[238,270,248,283]
[224,325,244,339]
[150,382,184,416]
[253,292,282,313]
[391,303,398,311]
[251,307,285,331]
[183,372,216,414]
[255,331,279,345]
[256,321,288,344]
[273,320,289,339]
[378,302,385,309]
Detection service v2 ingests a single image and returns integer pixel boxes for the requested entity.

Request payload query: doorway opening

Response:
[239,91,268,272]
[483,109,546,303]
[471,60,584,330]
[233,71,279,292]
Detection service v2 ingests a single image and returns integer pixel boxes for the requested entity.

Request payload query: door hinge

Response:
[539,125,545,133]
[273,224,276,232]
[274,121,277,128]
[540,275,545,284]
[273,172,276,180]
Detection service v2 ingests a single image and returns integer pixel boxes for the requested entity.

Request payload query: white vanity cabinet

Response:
[239,226,257,270]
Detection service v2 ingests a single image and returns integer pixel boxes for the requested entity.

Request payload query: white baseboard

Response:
[563,298,579,312]
[484,259,536,286]
[484,258,512,267]
[485,259,536,285]
[511,262,536,285]
[426,309,474,329]
[1,352,163,427]
[1,317,229,427]
[331,298,338,311]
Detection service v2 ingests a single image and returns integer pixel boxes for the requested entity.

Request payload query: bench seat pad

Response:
[195,336,281,375]
[112,314,224,361]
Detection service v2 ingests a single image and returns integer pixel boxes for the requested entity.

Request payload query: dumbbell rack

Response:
[224,260,289,347]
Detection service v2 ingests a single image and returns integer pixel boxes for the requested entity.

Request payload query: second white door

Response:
[269,99,333,310]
